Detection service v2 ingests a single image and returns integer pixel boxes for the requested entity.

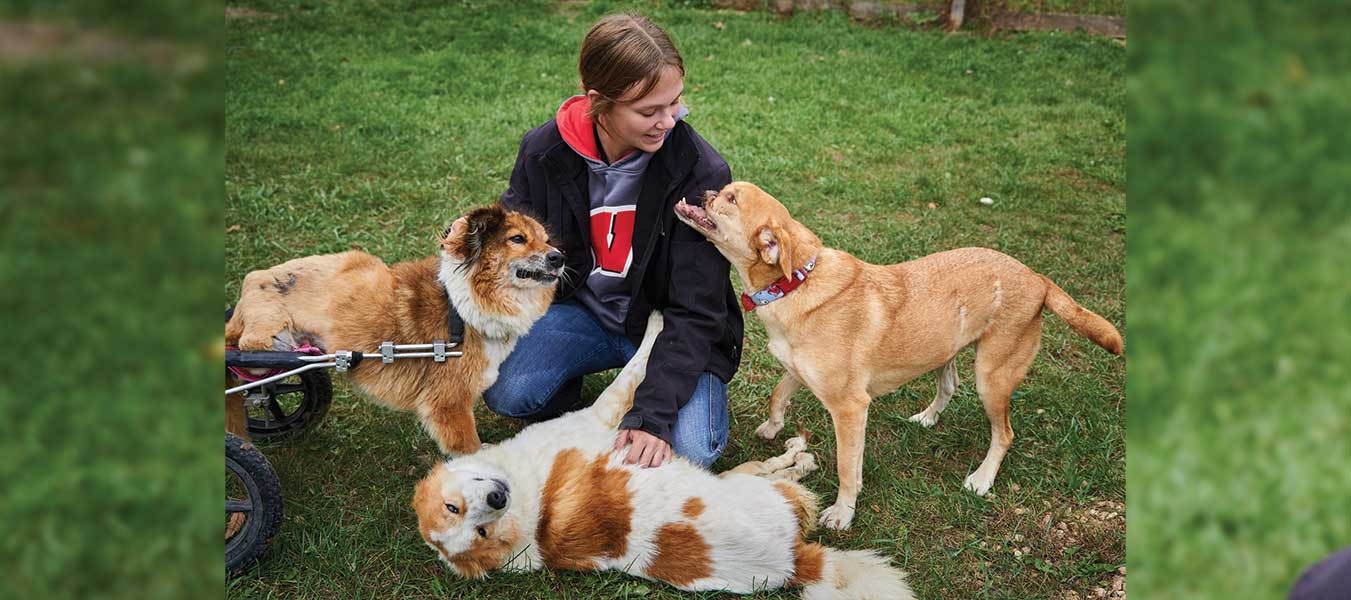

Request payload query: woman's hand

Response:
[613,428,671,468]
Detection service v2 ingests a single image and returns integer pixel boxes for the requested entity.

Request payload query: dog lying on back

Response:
[413,311,916,599]
[675,182,1123,530]
[226,205,563,455]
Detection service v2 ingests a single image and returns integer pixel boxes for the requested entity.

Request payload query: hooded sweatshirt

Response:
[555,95,689,334]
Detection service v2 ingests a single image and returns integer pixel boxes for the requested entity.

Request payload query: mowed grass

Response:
[226,1,1123,598]
[1128,1,1351,598]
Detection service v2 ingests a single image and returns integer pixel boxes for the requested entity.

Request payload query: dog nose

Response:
[545,250,564,269]
[486,490,508,510]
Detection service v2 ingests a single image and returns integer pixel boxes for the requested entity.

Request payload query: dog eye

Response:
[445,503,459,514]
[477,527,488,537]
[509,234,526,244]
[726,193,737,205]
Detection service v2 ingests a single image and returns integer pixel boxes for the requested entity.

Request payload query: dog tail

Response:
[592,311,664,429]
[798,546,916,600]
[1039,275,1123,355]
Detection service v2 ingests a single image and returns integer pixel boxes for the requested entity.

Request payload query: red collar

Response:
[740,255,818,311]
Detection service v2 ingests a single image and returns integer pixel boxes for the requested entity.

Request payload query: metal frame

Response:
[225,342,463,396]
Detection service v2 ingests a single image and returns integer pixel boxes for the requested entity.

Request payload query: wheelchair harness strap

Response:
[445,286,465,346]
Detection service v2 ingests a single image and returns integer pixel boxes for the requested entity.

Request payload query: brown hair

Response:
[579,14,685,120]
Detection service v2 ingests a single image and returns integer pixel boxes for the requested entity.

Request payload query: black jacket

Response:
[499,119,743,444]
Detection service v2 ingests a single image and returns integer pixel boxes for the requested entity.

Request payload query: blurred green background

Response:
[0,0,222,597]
[1129,0,1351,598]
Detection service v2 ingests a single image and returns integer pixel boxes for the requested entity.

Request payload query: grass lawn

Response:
[1128,1,1351,598]
[226,1,1123,598]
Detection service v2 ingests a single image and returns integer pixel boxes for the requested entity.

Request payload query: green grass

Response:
[226,1,1123,598]
[0,2,222,598]
[1128,1,1351,598]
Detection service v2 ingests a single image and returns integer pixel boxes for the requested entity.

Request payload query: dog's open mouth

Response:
[675,199,716,232]
[515,268,559,283]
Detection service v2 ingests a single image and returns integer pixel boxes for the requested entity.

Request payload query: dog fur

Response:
[225,205,563,455]
[673,181,1123,530]
[413,312,915,599]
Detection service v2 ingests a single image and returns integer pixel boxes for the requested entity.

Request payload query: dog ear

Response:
[442,206,506,270]
[756,224,795,281]
[440,217,469,254]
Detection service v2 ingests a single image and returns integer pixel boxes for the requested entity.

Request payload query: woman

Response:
[1289,546,1351,600]
[485,14,743,469]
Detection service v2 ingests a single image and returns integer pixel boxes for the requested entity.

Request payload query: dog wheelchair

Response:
[224,308,464,576]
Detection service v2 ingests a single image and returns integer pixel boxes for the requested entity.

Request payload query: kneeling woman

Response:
[483,13,742,469]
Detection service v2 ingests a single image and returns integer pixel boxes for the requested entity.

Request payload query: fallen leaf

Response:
[226,224,241,233]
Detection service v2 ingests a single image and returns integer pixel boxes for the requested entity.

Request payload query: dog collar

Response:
[740,255,817,312]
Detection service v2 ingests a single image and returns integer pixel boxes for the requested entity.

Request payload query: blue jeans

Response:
[483,301,728,468]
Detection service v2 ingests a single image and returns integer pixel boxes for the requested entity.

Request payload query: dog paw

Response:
[963,472,995,496]
[819,503,855,530]
[755,419,783,439]
[783,435,808,454]
[908,410,938,428]
[793,452,818,473]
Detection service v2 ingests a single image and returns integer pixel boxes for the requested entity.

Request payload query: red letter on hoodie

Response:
[589,206,636,277]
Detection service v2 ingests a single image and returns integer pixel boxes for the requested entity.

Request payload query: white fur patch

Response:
[438,252,543,340]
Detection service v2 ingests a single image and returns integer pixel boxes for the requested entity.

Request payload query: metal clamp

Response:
[380,341,395,363]
[433,341,447,362]
[335,350,353,372]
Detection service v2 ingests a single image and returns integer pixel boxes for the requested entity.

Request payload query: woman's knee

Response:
[672,373,729,468]
[482,375,551,418]
[674,437,724,469]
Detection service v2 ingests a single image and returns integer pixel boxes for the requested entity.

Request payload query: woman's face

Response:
[593,66,684,159]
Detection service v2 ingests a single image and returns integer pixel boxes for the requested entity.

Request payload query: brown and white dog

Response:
[674,182,1123,530]
[225,205,563,455]
[413,312,915,599]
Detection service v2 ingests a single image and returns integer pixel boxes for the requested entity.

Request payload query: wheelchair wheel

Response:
[243,369,333,440]
[226,432,284,576]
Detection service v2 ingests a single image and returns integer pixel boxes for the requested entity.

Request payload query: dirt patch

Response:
[993,12,1124,38]
[713,1,1124,38]
[1041,499,1127,598]
[0,20,204,71]
[226,7,279,20]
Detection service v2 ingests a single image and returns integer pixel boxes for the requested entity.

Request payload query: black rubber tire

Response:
[243,369,333,440]
[226,432,284,576]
